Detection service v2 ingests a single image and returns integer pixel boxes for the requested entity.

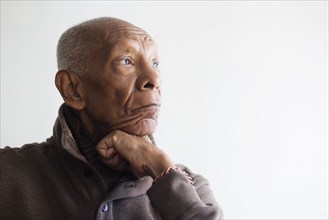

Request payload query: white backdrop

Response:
[1,1,328,219]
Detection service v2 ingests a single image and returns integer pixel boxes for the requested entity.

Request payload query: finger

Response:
[97,147,116,160]
[112,131,150,158]
[100,154,129,172]
[102,149,120,162]
[116,157,130,171]
[105,147,118,159]
[100,153,121,166]
[96,132,117,156]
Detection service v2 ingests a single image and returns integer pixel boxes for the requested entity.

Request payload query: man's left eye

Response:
[152,61,159,68]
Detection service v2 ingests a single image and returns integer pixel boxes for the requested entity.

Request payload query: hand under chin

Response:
[120,118,157,136]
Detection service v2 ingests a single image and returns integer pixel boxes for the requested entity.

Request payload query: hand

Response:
[96,130,174,178]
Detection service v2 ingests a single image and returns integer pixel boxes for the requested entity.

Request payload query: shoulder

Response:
[1,138,55,162]
[0,138,59,179]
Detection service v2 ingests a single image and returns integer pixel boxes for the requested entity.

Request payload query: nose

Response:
[137,65,161,91]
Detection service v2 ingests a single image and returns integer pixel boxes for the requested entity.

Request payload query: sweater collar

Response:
[62,104,135,191]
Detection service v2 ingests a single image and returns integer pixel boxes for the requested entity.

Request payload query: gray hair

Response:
[56,17,135,75]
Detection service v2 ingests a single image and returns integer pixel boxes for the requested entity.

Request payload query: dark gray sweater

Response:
[0,105,222,220]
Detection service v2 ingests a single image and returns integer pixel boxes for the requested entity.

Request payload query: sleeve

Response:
[146,164,223,220]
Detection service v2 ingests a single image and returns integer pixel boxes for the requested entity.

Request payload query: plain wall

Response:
[1,1,328,219]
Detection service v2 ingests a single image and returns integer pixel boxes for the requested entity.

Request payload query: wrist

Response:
[153,166,195,187]
[148,151,174,179]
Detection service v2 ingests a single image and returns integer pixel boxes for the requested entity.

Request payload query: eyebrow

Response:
[106,36,158,63]
[113,40,140,54]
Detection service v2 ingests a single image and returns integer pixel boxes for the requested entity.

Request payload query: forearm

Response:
[96,131,222,219]
[147,165,222,220]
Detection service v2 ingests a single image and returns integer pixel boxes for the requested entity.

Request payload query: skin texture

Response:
[55,18,174,178]
[96,130,173,178]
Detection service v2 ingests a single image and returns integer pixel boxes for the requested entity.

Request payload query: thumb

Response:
[96,131,119,159]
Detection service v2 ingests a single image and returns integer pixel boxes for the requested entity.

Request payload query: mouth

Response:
[109,103,161,135]
[130,104,161,114]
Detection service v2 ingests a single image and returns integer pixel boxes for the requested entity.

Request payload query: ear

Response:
[55,70,86,110]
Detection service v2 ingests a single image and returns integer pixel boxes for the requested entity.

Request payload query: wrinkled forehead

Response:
[103,26,155,50]
[87,23,157,73]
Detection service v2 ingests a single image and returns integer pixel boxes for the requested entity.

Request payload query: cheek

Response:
[110,75,137,107]
[89,91,120,116]
[85,80,135,118]
[82,66,138,122]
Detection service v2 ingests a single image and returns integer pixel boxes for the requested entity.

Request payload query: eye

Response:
[119,58,133,65]
[152,60,159,68]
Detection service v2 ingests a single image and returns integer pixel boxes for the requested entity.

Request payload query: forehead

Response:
[106,29,158,55]
[105,25,150,42]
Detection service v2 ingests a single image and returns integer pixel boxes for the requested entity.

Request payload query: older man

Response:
[0,17,222,219]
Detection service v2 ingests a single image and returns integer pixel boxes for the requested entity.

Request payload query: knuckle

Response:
[111,130,121,142]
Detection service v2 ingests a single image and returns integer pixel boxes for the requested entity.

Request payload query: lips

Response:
[130,103,161,114]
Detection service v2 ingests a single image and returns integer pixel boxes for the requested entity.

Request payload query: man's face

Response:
[80,27,161,138]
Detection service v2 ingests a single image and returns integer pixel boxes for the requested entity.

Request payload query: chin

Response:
[121,118,157,136]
